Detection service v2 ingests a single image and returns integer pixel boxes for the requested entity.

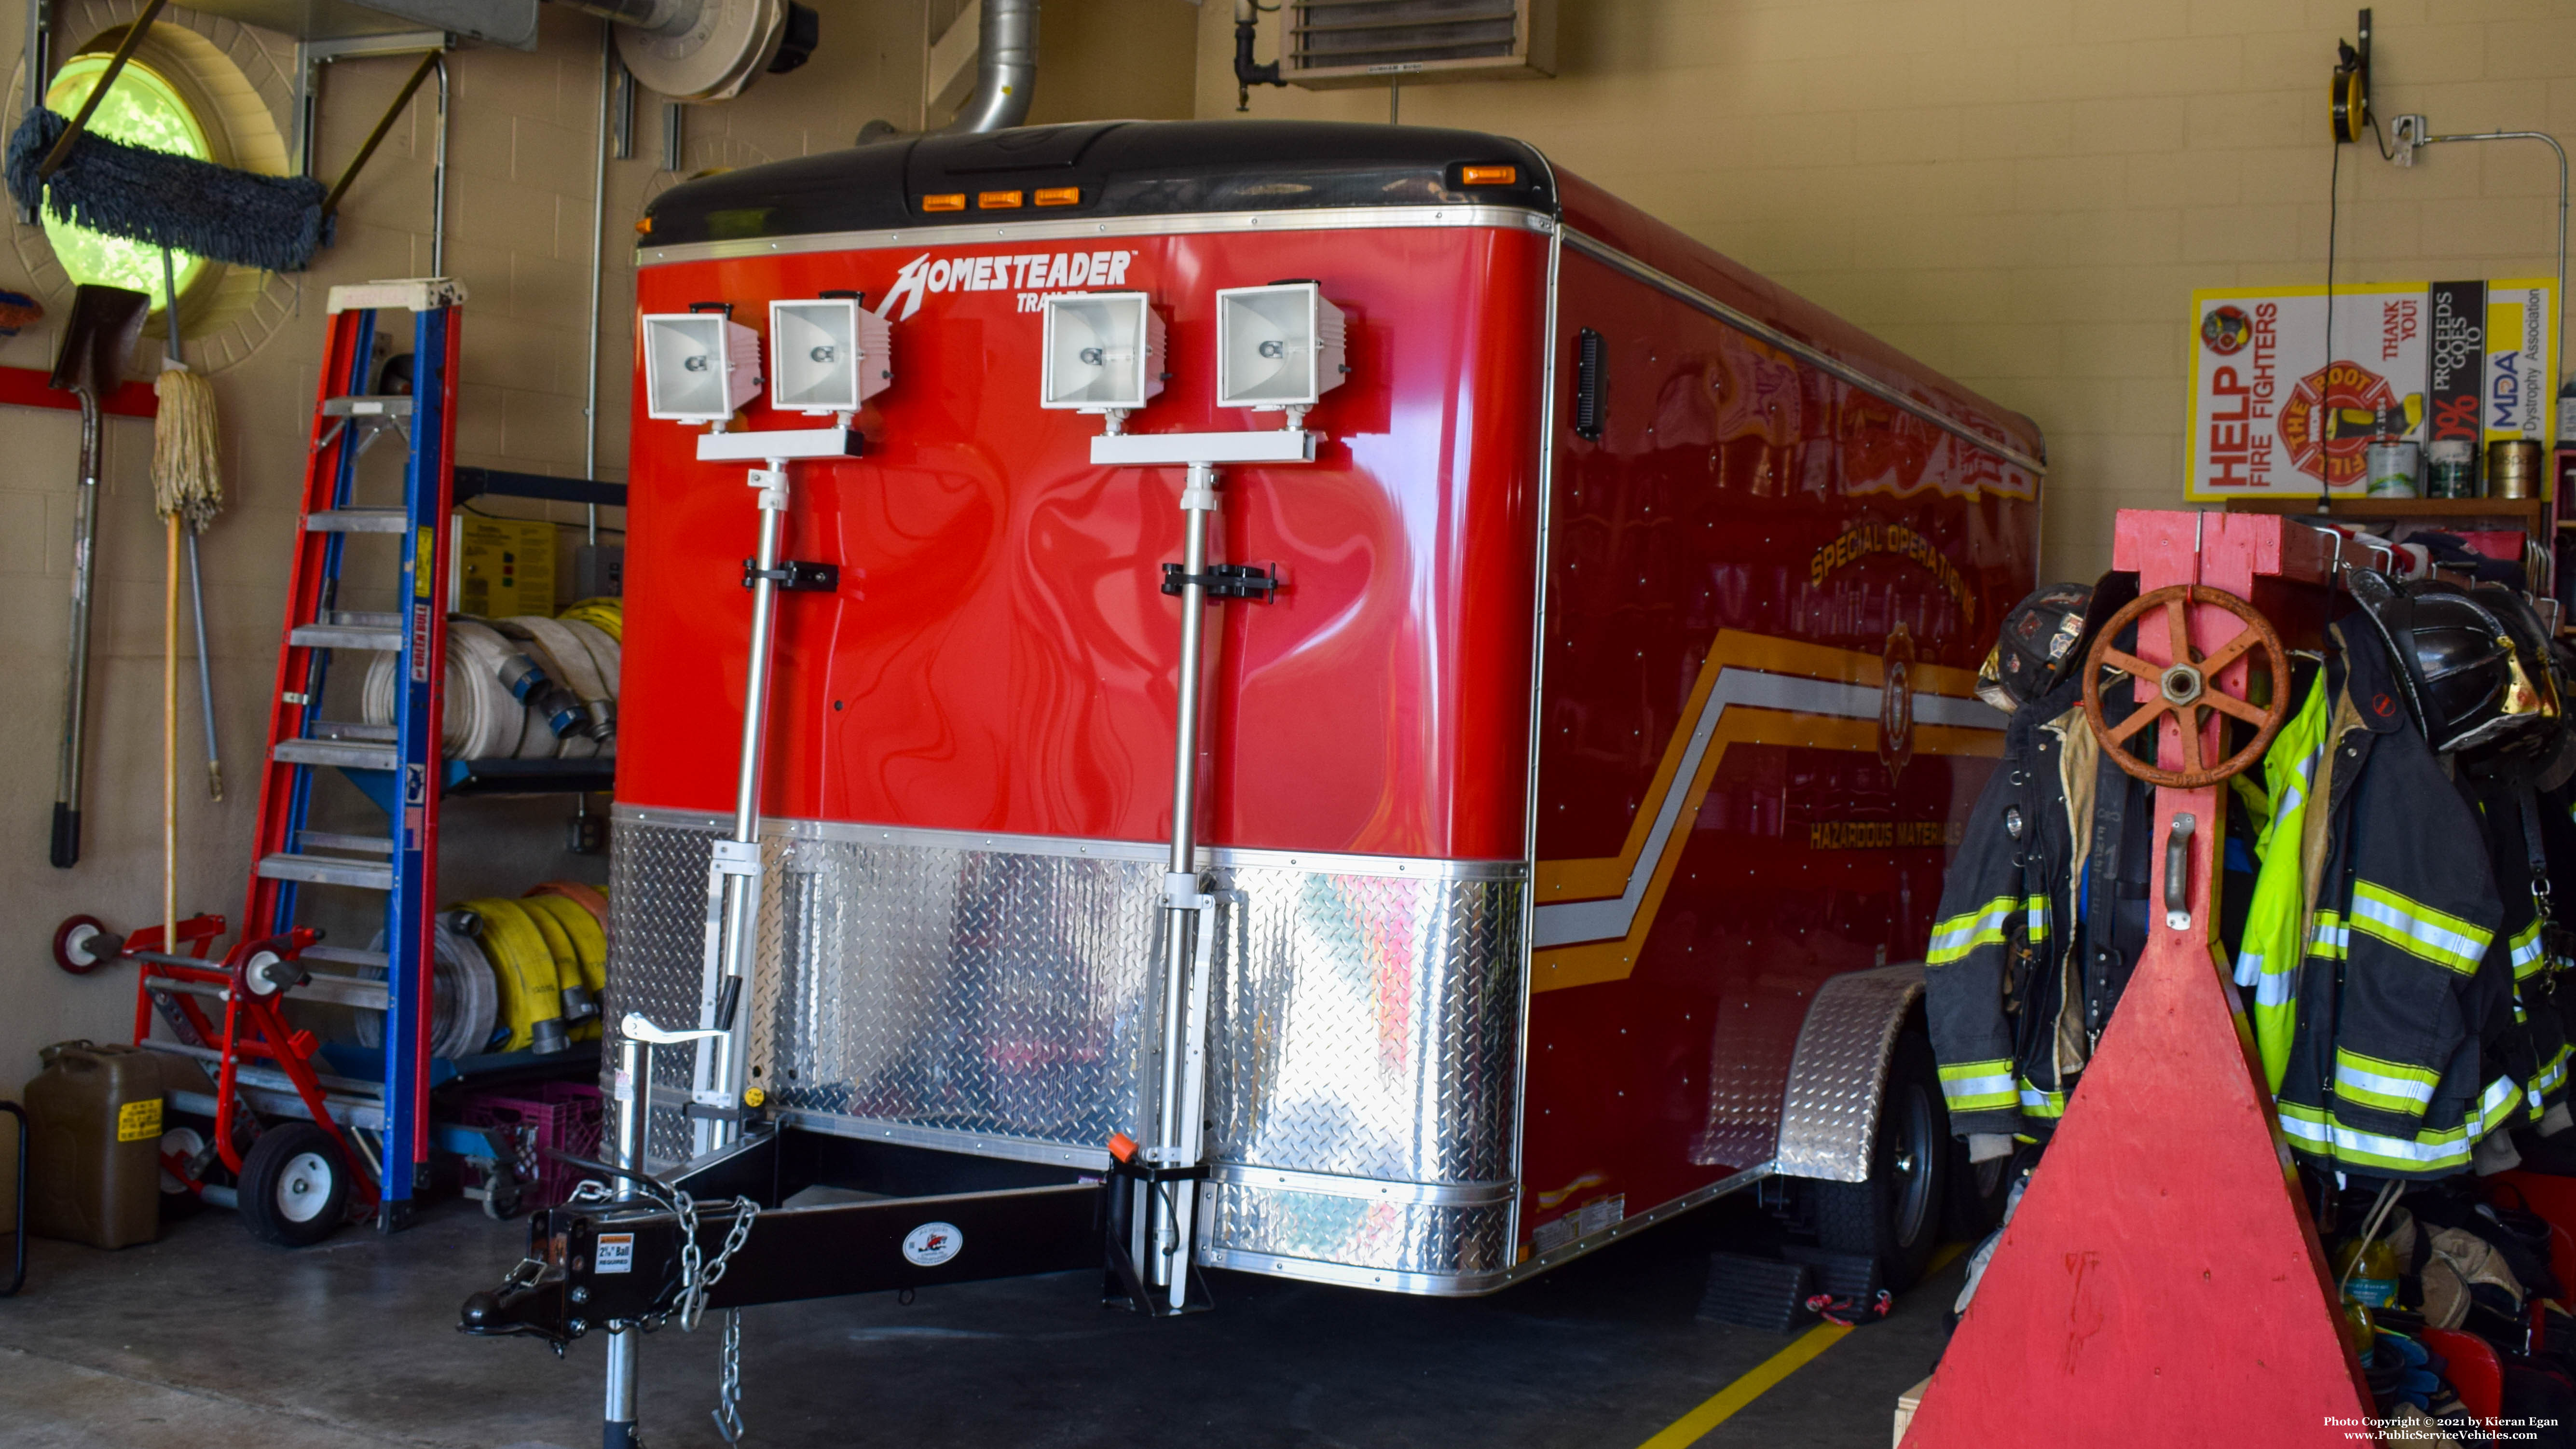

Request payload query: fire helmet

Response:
[2349,570,2547,754]
[1976,577,2138,713]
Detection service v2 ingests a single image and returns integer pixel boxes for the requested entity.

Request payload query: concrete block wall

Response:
[1194,0,2575,581]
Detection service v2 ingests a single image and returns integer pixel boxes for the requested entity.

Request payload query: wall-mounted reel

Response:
[560,0,817,103]
[2329,8,2372,144]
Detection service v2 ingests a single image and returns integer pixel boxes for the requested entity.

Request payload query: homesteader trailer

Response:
[464,120,2043,1427]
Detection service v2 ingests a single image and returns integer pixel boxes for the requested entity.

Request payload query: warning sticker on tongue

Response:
[595,1232,635,1274]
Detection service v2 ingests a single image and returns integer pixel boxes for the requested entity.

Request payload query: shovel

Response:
[47,284,150,868]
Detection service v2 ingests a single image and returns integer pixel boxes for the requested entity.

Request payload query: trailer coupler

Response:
[459,1126,1111,1344]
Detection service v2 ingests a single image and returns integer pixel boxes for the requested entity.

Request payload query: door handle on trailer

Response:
[2164,814,2195,931]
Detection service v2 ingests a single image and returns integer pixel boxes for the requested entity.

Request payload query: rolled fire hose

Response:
[520,890,608,1041]
[351,916,500,1062]
[362,612,621,760]
[458,897,593,1054]
[560,597,622,642]
[350,884,609,1061]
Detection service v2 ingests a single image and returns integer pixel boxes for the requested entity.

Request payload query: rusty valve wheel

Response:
[2082,583,2292,789]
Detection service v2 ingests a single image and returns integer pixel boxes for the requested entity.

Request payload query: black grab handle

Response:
[49,803,79,869]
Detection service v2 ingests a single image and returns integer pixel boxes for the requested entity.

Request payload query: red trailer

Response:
[464,120,2042,1438]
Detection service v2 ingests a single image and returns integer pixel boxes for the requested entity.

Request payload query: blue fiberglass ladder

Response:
[203,280,619,1233]
[235,280,462,1230]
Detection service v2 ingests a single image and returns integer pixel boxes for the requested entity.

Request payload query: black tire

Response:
[237,1123,350,1247]
[1814,1031,1948,1293]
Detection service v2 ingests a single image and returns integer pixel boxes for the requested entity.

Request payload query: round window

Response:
[40,51,213,312]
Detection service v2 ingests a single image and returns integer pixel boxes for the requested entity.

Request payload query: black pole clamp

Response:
[1161,563,1280,603]
[743,560,839,592]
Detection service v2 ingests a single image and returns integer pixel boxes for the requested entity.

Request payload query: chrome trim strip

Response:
[1209,1163,1519,1208]
[610,805,1528,881]
[642,205,1558,267]
[1497,1163,1772,1288]
[775,1108,1116,1172]
[1558,228,2049,477]
[1202,1244,1511,1297]
[1201,1163,1773,1297]
[1529,670,1998,949]
[1512,195,1564,1260]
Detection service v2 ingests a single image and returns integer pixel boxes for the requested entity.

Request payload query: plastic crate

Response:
[453,1082,603,1210]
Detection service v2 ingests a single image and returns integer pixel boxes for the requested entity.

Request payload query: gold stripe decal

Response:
[1532,630,2001,993]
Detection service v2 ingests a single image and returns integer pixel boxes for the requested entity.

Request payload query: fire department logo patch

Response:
[2200,305,2252,356]
[1880,623,1917,784]
[2278,360,2398,488]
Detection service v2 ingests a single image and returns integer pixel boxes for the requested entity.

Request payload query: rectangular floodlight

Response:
[1040,292,1165,412]
[769,297,893,414]
[642,312,763,423]
[1215,282,1347,412]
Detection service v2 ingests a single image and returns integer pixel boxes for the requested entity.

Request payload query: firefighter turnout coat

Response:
[1924,674,2152,1142]
[2274,619,2512,1178]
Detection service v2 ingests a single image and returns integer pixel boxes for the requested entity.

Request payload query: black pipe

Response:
[1233,13,1282,112]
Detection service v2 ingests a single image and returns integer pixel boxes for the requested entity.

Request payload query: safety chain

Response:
[714,1309,746,1445]
[566,1174,761,1438]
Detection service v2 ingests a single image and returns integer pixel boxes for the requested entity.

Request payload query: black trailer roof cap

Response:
[643,121,1553,250]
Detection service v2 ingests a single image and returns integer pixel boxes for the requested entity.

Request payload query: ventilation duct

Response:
[1277,0,1555,89]
[858,0,1037,143]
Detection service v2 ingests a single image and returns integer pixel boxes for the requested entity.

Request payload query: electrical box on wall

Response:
[451,515,558,618]
[1281,0,1556,88]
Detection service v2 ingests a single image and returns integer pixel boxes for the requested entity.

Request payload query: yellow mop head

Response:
[151,363,221,530]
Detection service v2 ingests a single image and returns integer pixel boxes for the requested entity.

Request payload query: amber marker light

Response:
[1034,187,1080,207]
[978,190,1025,209]
[921,193,967,212]
[1460,165,1518,186]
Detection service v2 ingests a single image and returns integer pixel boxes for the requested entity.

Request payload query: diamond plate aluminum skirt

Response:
[1200,1187,1515,1283]
[604,816,719,1168]
[1770,963,1925,1183]
[605,808,1529,1284]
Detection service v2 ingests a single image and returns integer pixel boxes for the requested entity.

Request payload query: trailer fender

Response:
[1771,963,1926,1184]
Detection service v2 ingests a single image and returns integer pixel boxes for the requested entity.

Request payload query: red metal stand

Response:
[1903,511,2376,1448]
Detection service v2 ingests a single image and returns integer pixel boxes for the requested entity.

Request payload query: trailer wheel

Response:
[238,1123,349,1247]
[1813,1031,1947,1293]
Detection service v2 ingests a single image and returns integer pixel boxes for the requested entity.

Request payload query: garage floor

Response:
[0,1194,1963,1449]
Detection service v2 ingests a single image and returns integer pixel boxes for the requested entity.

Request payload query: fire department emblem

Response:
[2278,360,2399,488]
[1880,623,1917,784]
[2200,305,2251,356]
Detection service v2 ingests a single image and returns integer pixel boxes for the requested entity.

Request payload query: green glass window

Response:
[41,51,213,311]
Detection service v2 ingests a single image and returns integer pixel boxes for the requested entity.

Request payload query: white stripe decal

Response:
[2253,971,2296,1008]
[1533,668,1995,949]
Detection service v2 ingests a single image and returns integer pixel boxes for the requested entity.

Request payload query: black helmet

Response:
[2471,581,2562,720]
[2350,571,2545,753]
[1979,578,2135,712]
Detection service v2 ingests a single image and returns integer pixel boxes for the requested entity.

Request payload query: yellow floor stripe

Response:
[1636,1242,1969,1449]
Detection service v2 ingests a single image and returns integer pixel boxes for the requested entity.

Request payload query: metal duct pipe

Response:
[938,0,1037,134]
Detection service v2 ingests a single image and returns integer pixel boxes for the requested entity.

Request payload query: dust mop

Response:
[152,249,219,949]
[4,3,436,275]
